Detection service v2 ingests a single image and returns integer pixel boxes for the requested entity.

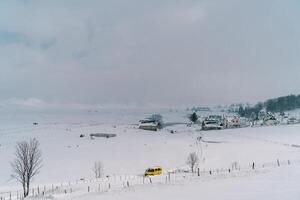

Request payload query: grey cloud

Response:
[0,0,299,107]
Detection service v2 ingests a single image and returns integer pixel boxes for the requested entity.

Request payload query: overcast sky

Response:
[0,0,300,108]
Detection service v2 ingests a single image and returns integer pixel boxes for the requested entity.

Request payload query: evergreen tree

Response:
[189,112,199,123]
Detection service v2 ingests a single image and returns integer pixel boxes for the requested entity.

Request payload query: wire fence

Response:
[1,158,300,200]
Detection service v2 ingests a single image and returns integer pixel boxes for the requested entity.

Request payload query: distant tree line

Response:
[238,94,300,117]
[238,103,263,118]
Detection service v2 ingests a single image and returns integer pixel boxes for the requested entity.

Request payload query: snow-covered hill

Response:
[1,110,300,199]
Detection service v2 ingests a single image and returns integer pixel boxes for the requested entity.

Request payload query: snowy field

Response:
[37,166,300,200]
[1,109,300,199]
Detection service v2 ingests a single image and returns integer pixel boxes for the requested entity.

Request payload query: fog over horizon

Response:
[0,0,300,109]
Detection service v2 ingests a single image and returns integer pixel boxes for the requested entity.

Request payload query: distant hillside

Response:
[238,94,300,117]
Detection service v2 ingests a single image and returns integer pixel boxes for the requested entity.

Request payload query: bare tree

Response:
[187,152,199,173]
[11,138,42,197]
[11,141,28,197]
[93,161,103,178]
